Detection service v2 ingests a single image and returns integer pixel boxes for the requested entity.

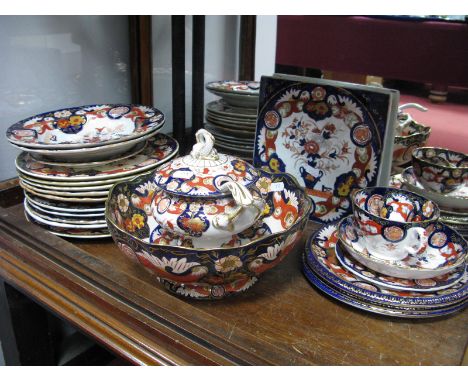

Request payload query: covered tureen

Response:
[151,129,265,248]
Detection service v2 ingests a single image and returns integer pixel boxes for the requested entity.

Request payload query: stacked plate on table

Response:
[302,187,467,318]
[6,104,179,239]
[205,81,259,160]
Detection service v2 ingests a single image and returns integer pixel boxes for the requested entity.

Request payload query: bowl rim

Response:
[412,146,468,171]
[105,169,313,252]
[352,186,441,225]
[6,103,165,150]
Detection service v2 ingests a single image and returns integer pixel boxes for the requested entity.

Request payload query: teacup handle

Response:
[404,227,429,255]
[213,181,262,231]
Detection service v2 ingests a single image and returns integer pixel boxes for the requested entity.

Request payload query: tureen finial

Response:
[190,129,219,160]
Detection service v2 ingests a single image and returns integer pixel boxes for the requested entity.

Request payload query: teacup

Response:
[352,187,440,261]
[412,147,468,194]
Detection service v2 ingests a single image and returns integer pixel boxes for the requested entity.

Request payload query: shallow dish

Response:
[11,129,161,162]
[31,141,147,168]
[16,134,178,182]
[107,170,312,299]
[304,221,468,308]
[401,166,468,211]
[7,104,164,149]
[412,147,468,194]
[338,216,467,279]
[335,242,465,292]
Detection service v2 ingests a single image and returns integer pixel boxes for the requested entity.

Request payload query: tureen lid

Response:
[153,129,259,197]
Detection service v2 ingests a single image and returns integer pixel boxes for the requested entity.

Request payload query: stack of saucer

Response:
[302,187,467,318]
[205,81,259,160]
[400,147,468,238]
[6,104,179,239]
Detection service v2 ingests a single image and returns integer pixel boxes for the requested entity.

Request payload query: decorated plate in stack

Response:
[7,104,179,239]
[302,187,467,318]
[205,81,259,160]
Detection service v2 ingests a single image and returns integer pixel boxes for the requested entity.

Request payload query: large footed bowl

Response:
[106,170,312,299]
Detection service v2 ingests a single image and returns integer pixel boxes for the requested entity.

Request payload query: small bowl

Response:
[412,147,468,194]
[352,187,440,261]
[106,170,312,299]
[393,114,431,167]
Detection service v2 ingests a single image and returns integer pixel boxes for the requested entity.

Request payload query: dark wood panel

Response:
[129,16,153,105]
[171,16,187,153]
[239,16,256,81]
[191,15,206,145]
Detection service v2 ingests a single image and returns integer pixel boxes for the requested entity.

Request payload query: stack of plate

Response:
[302,221,467,318]
[6,104,178,239]
[400,167,468,238]
[205,81,259,160]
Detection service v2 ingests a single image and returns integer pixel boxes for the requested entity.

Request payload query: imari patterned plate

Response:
[254,75,398,224]
[206,81,260,96]
[302,254,467,318]
[16,134,178,182]
[304,222,468,308]
[7,104,164,149]
[26,200,106,225]
[25,192,105,213]
[402,167,468,211]
[334,242,466,292]
[26,196,105,218]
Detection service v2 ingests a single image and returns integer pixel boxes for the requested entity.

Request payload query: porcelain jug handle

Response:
[190,129,219,160]
[404,227,429,256]
[213,181,263,231]
[398,103,428,113]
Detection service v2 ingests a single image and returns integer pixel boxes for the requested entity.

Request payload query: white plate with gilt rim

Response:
[22,185,108,203]
[24,201,108,229]
[25,192,105,212]
[26,200,106,225]
[19,176,114,192]
[20,180,109,197]
[26,197,105,217]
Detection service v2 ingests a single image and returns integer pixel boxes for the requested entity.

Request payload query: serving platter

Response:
[254,75,398,224]
[16,134,178,182]
[7,104,164,149]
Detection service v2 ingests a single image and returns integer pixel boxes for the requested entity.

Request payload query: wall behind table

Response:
[0,16,132,181]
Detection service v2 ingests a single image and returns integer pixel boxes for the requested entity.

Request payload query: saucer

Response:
[402,166,468,210]
[338,216,467,279]
[335,242,466,292]
[304,222,468,308]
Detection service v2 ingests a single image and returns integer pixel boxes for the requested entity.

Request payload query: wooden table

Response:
[0,180,467,365]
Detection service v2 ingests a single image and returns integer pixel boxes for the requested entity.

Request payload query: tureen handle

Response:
[213,181,263,231]
[190,129,219,160]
